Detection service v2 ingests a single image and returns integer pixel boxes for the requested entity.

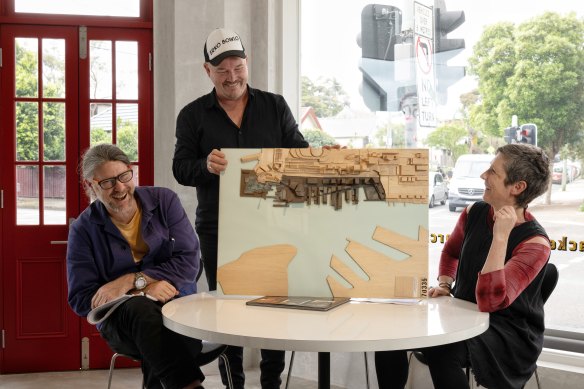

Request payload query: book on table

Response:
[246,296,350,311]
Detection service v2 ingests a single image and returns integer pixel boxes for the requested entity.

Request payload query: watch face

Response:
[135,274,146,289]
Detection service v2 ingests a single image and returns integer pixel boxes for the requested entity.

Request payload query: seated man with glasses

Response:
[66,143,206,389]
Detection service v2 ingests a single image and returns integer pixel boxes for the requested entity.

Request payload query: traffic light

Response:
[434,0,465,53]
[358,4,413,111]
[360,4,402,61]
[434,0,466,105]
[518,123,537,145]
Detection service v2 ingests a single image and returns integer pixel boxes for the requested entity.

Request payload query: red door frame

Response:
[0,0,153,373]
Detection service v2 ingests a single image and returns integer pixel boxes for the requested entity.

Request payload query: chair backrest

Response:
[541,263,559,304]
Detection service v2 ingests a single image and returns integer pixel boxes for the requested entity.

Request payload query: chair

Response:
[411,263,559,389]
[533,262,559,389]
[107,340,233,389]
[284,351,371,389]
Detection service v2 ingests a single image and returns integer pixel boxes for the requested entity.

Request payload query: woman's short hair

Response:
[80,144,130,198]
[496,143,551,208]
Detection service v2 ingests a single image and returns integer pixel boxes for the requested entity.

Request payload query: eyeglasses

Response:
[94,169,134,190]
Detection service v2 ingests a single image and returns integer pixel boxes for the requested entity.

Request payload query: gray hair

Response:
[496,143,551,208]
[80,144,130,198]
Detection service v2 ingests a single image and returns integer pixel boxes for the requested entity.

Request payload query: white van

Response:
[448,154,494,212]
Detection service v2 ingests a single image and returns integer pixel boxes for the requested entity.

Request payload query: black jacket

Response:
[172,86,308,234]
[454,201,549,389]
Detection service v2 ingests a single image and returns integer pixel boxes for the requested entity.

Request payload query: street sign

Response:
[414,2,436,128]
[414,1,433,39]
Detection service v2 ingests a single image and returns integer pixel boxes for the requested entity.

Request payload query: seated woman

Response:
[375,143,552,389]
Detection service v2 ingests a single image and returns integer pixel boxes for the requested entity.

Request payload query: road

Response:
[429,178,584,333]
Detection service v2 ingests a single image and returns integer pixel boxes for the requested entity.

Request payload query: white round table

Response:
[162,293,489,388]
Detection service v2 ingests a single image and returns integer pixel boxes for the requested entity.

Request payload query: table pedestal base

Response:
[318,352,330,389]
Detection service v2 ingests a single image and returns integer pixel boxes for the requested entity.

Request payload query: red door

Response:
[78,26,153,369]
[0,25,152,373]
[0,24,81,373]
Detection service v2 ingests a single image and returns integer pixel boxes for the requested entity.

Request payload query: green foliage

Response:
[90,128,111,146]
[90,119,138,162]
[425,122,468,162]
[468,13,584,158]
[301,76,349,118]
[374,122,406,147]
[301,129,337,147]
[15,41,66,161]
[117,119,138,161]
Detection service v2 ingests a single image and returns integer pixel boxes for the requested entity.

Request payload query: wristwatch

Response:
[134,272,147,290]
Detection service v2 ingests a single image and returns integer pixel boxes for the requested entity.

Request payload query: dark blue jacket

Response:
[67,186,200,317]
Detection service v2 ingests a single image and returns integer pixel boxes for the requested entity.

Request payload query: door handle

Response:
[50,241,68,245]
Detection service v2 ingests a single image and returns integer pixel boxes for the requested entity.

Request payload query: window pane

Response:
[90,41,112,99]
[300,0,584,342]
[15,0,140,17]
[43,102,66,161]
[15,38,38,98]
[90,103,113,146]
[16,102,39,161]
[116,41,138,100]
[117,103,138,161]
[42,39,66,98]
[17,165,39,225]
[43,166,66,225]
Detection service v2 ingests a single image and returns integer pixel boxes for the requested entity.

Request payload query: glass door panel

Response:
[115,41,138,99]
[16,165,39,225]
[43,166,66,225]
[117,103,139,161]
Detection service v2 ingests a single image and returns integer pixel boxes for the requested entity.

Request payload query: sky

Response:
[301,0,583,119]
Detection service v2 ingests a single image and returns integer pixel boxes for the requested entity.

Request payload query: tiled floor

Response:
[0,368,343,389]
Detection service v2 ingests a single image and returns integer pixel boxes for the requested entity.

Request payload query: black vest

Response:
[453,202,549,389]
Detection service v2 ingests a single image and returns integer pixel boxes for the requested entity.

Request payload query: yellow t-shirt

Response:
[112,205,149,263]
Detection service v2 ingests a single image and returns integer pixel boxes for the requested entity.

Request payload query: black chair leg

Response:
[285,351,295,389]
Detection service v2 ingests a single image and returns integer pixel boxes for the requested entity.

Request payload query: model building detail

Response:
[327,225,428,298]
[240,148,428,209]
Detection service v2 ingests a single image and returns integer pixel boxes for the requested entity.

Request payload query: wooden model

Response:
[240,148,428,209]
[217,148,429,299]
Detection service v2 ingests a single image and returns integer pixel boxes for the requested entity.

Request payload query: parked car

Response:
[448,154,493,212]
[552,162,580,184]
[429,171,448,208]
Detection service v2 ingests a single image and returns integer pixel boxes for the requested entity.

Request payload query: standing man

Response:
[172,28,309,389]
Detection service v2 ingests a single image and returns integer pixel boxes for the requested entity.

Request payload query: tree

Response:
[425,122,468,162]
[117,119,138,161]
[90,118,138,162]
[301,129,337,147]
[468,12,584,203]
[301,76,349,117]
[16,40,66,162]
[373,122,406,147]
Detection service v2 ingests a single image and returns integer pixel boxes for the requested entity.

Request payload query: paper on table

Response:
[350,297,421,305]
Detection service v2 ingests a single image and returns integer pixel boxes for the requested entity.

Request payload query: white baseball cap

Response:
[204,28,246,66]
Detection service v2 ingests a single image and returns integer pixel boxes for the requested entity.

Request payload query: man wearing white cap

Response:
[172,28,308,389]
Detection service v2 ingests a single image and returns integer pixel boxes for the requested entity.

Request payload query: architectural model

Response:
[216,148,429,299]
[240,148,428,209]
